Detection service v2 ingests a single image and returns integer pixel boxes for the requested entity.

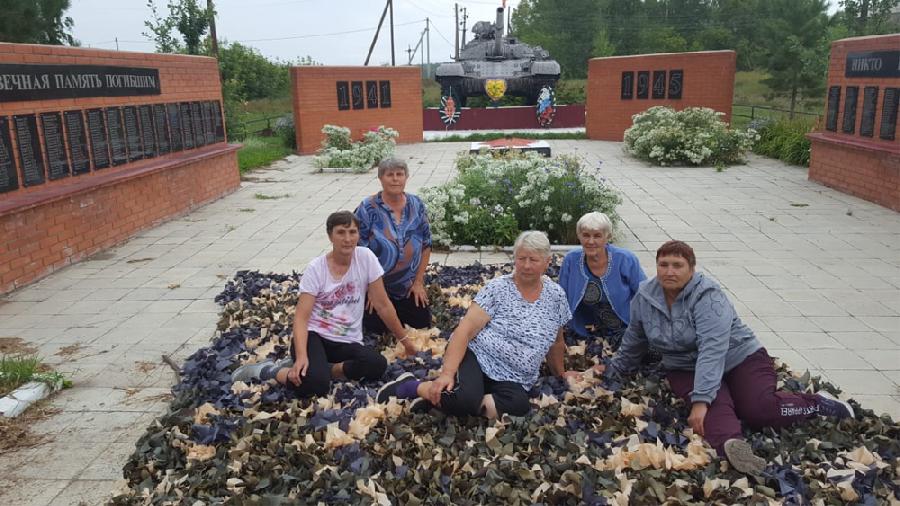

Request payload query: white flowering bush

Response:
[624,107,758,166]
[313,125,398,173]
[421,152,621,247]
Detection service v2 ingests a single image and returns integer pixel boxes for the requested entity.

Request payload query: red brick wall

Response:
[586,51,736,141]
[807,35,900,211]
[291,66,422,154]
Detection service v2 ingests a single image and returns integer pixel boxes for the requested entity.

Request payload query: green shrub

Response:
[624,106,758,166]
[312,125,398,173]
[752,117,815,166]
[421,152,621,247]
[273,115,296,150]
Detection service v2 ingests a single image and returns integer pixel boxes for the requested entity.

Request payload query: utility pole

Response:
[115,37,119,51]
[364,0,391,65]
[425,18,431,78]
[389,0,395,66]
[207,0,219,58]
[460,8,467,47]
[454,3,459,60]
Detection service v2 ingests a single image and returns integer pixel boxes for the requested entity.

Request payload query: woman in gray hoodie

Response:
[599,240,855,474]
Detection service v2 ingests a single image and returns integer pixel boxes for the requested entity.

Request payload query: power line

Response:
[399,0,451,19]
[233,19,425,43]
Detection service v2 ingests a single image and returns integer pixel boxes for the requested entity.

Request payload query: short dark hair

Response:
[326,210,359,236]
[656,240,696,267]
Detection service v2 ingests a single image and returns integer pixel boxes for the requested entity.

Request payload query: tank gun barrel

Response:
[494,7,504,57]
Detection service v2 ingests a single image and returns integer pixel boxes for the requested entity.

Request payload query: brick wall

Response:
[291,66,422,154]
[0,43,240,294]
[586,51,736,142]
[807,35,900,211]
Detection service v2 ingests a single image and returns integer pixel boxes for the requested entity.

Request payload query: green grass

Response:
[0,354,40,397]
[428,131,587,142]
[238,95,292,124]
[237,136,292,174]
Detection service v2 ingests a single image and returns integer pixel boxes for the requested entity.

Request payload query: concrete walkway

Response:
[0,140,897,504]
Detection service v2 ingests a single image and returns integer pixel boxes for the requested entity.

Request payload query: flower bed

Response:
[624,107,758,167]
[313,125,398,173]
[420,152,621,247]
[112,263,898,505]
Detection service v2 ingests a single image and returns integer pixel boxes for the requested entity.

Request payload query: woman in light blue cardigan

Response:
[558,212,646,345]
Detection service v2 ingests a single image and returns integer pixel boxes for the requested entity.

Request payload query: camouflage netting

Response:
[112,261,900,505]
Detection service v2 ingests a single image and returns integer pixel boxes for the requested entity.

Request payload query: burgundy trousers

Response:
[666,348,821,455]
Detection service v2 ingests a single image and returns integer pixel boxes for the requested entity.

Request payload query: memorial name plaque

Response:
[138,105,157,158]
[212,101,225,143]
[826,86,841,132]
[64,110,90,175]
[379,80,391,108]
[881,87,898,141]
[859,87,878,138]
[351,81,363,110]
[190,102,205,147]
[652,70,666,99]
[180,102,195,149]
[337,81,350,110]
[621,72,634,100]
[167,103,184,151]
[106,107,127,166]
[668,69,683,99]
[153,104,171,155]
[40,112,69,180]
[637,71,649,99]
[842,86,859,134]
[86,108,110,169]
[366,80,378,108]
[845,51,900,78]
[123,106,143,161]
[14,114,45,186]
[0,64,161,102]
[0,116,18,193]
[202,102,215,145]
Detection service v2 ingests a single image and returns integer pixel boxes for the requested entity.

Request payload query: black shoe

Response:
[815,391,855,419]
[409,397,432,414]
[376,372,416,403]
[723,439,766,475]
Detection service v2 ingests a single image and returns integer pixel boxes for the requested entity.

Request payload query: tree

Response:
[839,0,900,35]
[143,0,210,55]
[0,0,76,45]
[512,0,603,78]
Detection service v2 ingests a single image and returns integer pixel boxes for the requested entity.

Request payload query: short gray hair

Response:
[377,158,408,178]
[513,230,551,258]
[576,212,613,238]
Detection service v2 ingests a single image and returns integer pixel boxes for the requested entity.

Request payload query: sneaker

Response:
[409,397,432,414]
[723,439,766,475]
[231,359,275,382]
[376,372,416,403]
[815,391,855,419]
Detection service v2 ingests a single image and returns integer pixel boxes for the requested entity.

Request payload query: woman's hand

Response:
[561,370,582,381]
[592,364,606,375]
[409,281,428,308]
[286,354,309,386]
[427,373,455,405]
[401,336,418,356]
[688,402,708,437]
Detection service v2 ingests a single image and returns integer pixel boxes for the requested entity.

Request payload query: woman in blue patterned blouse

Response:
[376,231,588,419]
[355,158,433,335]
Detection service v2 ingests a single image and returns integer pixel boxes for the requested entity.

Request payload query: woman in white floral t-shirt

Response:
[232,211,417,397]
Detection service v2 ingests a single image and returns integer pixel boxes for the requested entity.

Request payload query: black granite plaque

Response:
[0,64,161,102]
[845,51,900,78]
[652,70,666,99]
[859,87,878,138]
[190,102,205,147]
[152,104,170,155]
[86,109,110,170]
[825,86,841,132]
[167,103,184,151]
[14,114,44,186]
[138,105,157,158]
[636,71,649,99]
[202,102,215,145]
[668,69,683,99]
[105,107,127,166]
[351,81,363,110]
[842,86,859,134]
[366,80,378,108]
[122,106,143,161]
[64,110,90,175]
[881,87,898,141]
[211,101,225,142]
[179,102,194,149]
[621,72,633,99]
[40,112,69,180]
[337,81,350,110]
[379,80,391,108]
[0,116,18,193]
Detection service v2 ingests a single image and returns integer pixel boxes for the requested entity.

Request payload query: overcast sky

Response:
[69,0,519,66]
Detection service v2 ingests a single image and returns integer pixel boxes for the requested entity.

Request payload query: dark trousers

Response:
[363,293,432,334]
[666,347,820,455]
[287,331,388,398]
[438,349,531,417]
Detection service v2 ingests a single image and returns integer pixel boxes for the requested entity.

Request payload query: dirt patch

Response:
[55,343,84,358]
[135,361,158,374]
[0,398,60,453]
[126,257,155,264]
[0,337,37,356]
